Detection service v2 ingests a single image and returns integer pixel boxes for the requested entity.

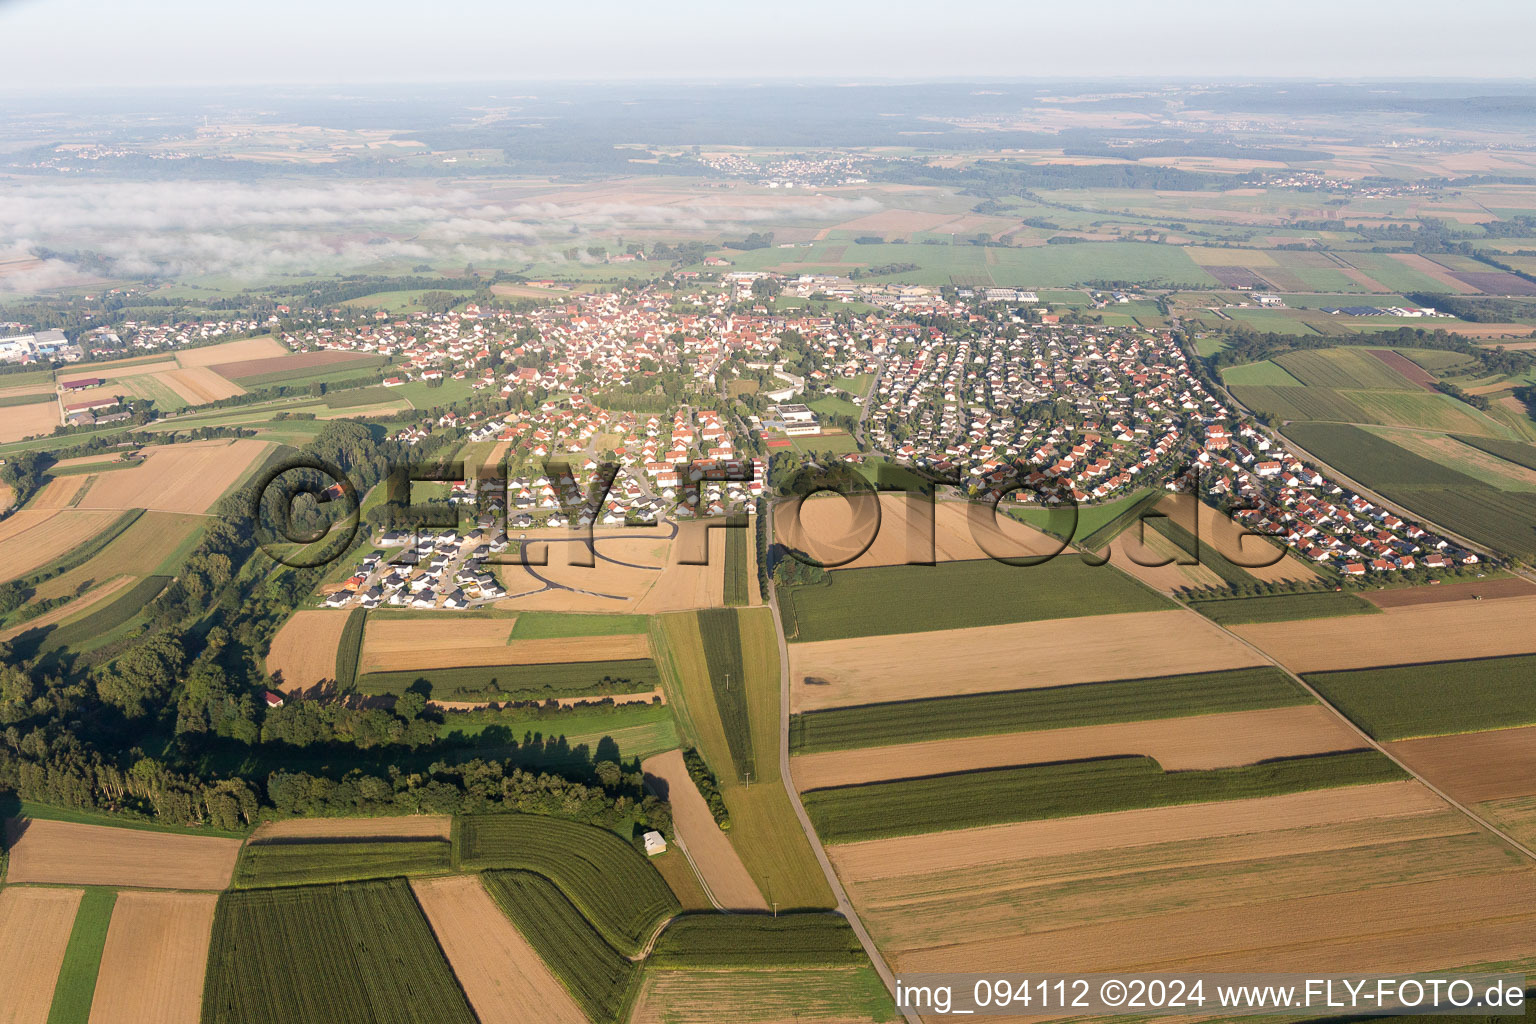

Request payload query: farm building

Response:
[642,830,667,856]
[60,376,105,392]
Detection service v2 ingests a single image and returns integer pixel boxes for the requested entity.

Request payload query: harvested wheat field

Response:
[791,705,1364,790]
[1156,494,1318,584]
[87,890,218,1024]
[643,750,766,910]
[251,813,452,841]
[1098,523,1226,593]
[158,366,244,405]
[494,524,726,613]
[97,358,180,379]
[778,494,1060,569]
[1232,596,1536,672]
[1361,576,1536,608]
[790,610,1264,713]
[0,509,123,583]
[358,616,649,673]
[265,609,351,691]
[174,336,289,367]
[412,874,587,1024]
[29,475,89,509]
[33,511,202,602]
[630,968,886,1024]
[0,886,83,1024]
[828,780,1536,988]
[76,439,270,513]
[0,398,61,443]
[2,818,242,890]
[1386,726,1536,804]
[0,574,135,642]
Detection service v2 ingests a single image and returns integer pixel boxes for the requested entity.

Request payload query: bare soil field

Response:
[1360,576,1536,608]
[174,337,289,367]
[265,609,351,691]
[0,509,123,583]
[1231,596,1536,672]
[642,750,767,910]
[1155,494,1319,584]
[1389,253,1481,293]
[0,398,61,443]
[412,874,588,1024]
[358,616,649,673]
[0,574,135,642]
[2,818,242,889]
[777,494,1061,569]
[1368,349,1436,389]
[630,968,884,1024]
[251,814,452,841]
[77,438,269,513]
[158,366,245,405]
[87,891,218,1024]
[209,349,376,381]
[0,886,83,1024]
[791,705,1364,790]
[1386,726,1536,804]
[789,609,1264,713]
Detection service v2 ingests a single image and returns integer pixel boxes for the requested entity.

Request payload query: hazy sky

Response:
[2,0,1534,88]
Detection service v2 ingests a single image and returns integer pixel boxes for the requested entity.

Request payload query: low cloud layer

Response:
[0,180,881,289]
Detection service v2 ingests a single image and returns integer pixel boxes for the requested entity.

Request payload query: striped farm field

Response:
[828,780,1536,977]
[0,509,124,583]
[788,610,1265,713]
[201,879,476,1024]
[1232,596,1536,672]
[629,967,897,1024]
[789,667,1307,754]
[87,891,218,1024]
[74,439,271,514]
[0,886,81,1024]
[232,838,452,889]
[357,616,650,673]
[2,818,242,890]
[791,705,1364,790]
[1306,653,1536,741]
[412,875,587,1024]
[803,750,1402,843]
[249,814,452,841]
[28,510,202,603]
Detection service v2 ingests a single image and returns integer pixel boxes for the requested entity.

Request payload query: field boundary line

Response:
[765,501,924,1024]
[1181,599,1536,865]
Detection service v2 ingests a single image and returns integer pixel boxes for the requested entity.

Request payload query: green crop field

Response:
[1285,422,1536,558]
[46,887,116,1024]
[29,575,172,657]
[355,657,660,700]
[647,913,866,969]
[1222,360,1305,386]
[0,391,56,407]
[1306,654,1536,741]
[508,612,649,638]
[724,528,749,607]
[232,838,451,889]
[1189,590,1380,624]
[1274,348,1415,390]
[453,814,678,953]
[1341,389,1499,435]
[1454,435,1536,472]
[322,385,400,408]
[231,355,386,387]
[1012,487,1158,548]
[481,870,640,1024]
[333,607,365,689]
[202,879,476,1024]
[1229,385,1377,424]
[789,667,1308,754]
[696,608,755,779]
[803,750,1403,842]
[779,556,1170,643]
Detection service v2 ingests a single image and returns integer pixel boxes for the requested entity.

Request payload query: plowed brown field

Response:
[789,610,1264,713]
[0,886,82,1024]
[412,874,588,1024]
[1231,596,1536,672]
[2,818,241,890]
[87,891,218,1024]
[1361,576,1536,608]
[1387,726,1536,804]
[791,705,1364,790]
[642,750,766,910]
